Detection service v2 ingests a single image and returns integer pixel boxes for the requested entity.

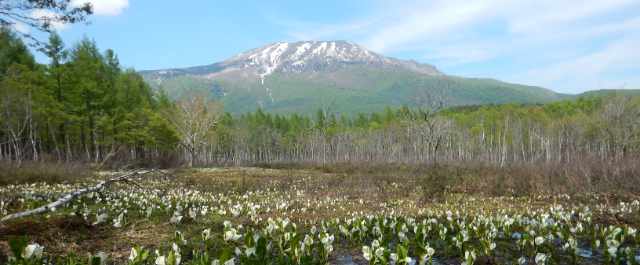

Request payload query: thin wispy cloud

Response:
[515,35,640,91]
[424,43,496,67]
[505,0,636,34]
[364,0,503,53]
[280,0,640,93]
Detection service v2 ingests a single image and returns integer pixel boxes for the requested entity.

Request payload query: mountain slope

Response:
[141,41,564,114]
[576,89,640,98]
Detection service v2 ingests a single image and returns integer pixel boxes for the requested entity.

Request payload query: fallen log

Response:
[0,169,155,223]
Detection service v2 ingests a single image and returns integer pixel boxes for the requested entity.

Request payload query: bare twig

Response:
[0,169,156,223]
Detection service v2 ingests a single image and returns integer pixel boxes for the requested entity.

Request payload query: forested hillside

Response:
[0,29,178,165]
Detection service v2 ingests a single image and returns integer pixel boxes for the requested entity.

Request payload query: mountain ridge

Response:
[140,40,565,114]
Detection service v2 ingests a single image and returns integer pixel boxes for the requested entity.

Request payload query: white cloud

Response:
[72,0,129,16]
[280,0,640,92]
[25,1,129,32]
[11,22,30,34]
[30,9,69,30]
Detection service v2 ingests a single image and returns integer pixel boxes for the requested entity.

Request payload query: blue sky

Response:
[24,0,640,94]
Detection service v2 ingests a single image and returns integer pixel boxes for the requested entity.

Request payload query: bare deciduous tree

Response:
[165,94,221,167]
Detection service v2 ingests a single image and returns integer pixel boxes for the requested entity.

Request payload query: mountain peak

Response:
[142,40,442,84]
[222,40,441,83]
[228,40,378,64]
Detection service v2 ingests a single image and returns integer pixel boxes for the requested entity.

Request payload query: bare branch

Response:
[0,0,93,46]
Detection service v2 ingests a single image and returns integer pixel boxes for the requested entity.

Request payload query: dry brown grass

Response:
[0,161,92,185]
[0,215,175,261]
[274,160,640,198]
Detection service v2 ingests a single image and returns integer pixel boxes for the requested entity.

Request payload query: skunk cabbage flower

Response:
[426,246,435,257]
[155,255,166,265]
[390,253,398,262]
[462,250,476,265]
[113,212,124,228]
[607,246,618,258]
[535,253,547,264]
[93,213,108,226]
[245,247,256,256]
[202,228,212,241]
[93,252,108,265]
[224,228,241,241]
[22,243,44,259]
[518,257,527,265]
[129,247,138,261]
[303,234,314,247]
[170,214,183,224]
[224,258,235,265]
[362,246,372,261]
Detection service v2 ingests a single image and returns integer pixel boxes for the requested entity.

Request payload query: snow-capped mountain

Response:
[221,41,441,83]
[144,41,440,84]
[140,41,563,114]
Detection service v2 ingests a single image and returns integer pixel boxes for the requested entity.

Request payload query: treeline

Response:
[0,29,178,166]
[2,28,639,169]
[204,96,640,166]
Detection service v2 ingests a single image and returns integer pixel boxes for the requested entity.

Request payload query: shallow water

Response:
[511,232,522,240]
[335,255,357,265]
[577,247,593,258]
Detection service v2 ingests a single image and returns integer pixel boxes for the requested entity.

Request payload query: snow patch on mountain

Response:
[221,41,440,84]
